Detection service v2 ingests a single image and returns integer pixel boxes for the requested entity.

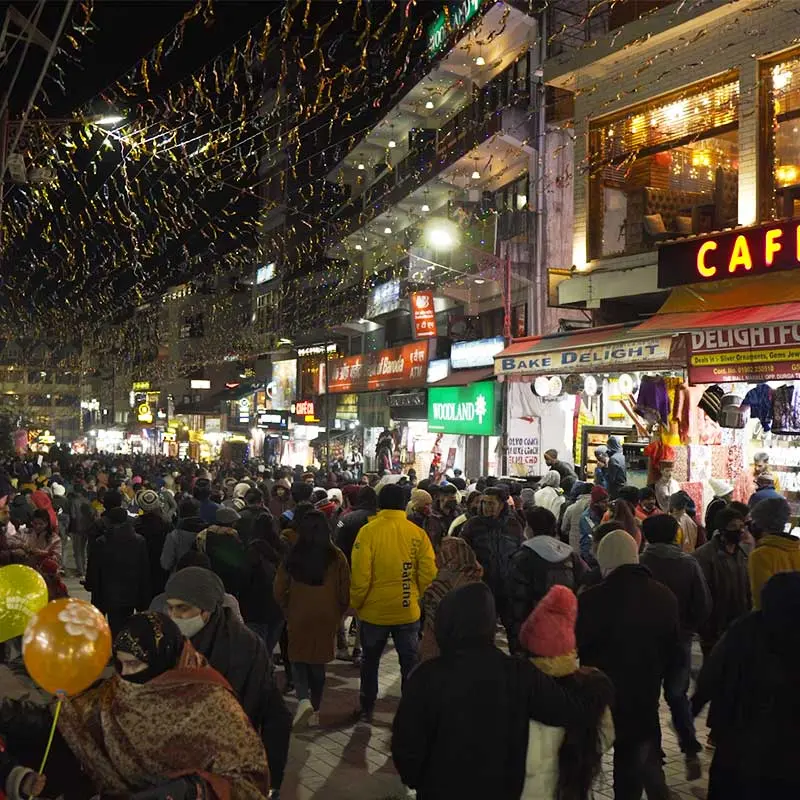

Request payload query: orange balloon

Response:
[22,599,111,696]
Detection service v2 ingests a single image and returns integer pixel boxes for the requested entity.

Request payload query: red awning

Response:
[635,302,800,334]
[497,324,641,359]
[431,367,494,387]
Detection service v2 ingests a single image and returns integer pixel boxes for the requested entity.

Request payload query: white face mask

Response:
[172,614,206,638]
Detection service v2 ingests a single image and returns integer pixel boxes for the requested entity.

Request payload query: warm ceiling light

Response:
[388,139,396,148]
[355,243,362,250]
[475,55,485,66]
[421,203,430,212]
[471,169,481,179]
[425,100,434,110]
[383,226,392,234]
[425,221,458,250]
[357,163,365,170]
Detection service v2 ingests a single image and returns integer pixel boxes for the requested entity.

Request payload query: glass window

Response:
[764,56,800,219]
[588,76,739,259]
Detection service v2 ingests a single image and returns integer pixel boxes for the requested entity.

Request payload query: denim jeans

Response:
[359,620,419,712]
[293,662,326,710]
[663,636,701,755]
[613,737,671,800]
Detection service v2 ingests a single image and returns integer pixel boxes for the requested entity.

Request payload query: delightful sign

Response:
[496,337,673,376]
[327,342,429,394]
[658,219,800,289]
[689,324,800,383]
[428,380,496,436]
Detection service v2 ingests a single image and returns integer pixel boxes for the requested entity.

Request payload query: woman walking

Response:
[274,510,350,728]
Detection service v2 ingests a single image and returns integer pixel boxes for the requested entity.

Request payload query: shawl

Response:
[58,642,269,800]
[30,490,58,531]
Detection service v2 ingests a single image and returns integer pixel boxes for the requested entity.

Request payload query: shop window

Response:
[588,75,739,259]
[762,55,800,220]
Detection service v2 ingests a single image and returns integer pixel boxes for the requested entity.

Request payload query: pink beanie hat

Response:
[519,585,577,657]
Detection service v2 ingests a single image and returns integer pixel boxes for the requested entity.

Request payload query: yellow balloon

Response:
[0,564,49,643]
[23,599,111,696]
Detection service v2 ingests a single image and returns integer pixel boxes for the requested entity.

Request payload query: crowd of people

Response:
[0,445,796,799]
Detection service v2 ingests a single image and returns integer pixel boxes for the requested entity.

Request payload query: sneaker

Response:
[308,710,320,728]
[685,754,702,782]
[335,648,351,661]
[293,699,313,729]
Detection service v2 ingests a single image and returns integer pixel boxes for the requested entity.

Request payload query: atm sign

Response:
[658,219,800,289]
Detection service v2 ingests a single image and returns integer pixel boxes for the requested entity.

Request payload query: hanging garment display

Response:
[741,383,774,432]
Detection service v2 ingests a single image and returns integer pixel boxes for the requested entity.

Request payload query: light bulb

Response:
[475,55,485,66]
[471,169,481,179]
[425,100,434,110]
[357,163,365,170]
[355,244,362,250]
[384,226,392,234]
[388,139,396,148]
[421,203,430,212]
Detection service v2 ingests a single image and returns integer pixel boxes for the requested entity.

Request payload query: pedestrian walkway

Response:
[64,575,711,799]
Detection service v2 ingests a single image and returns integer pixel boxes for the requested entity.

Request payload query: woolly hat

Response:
[51,483,66,497]
[165,567,225,612]
[410,489,433,511]
[590,485,609,504]
[137,489,161,514]
[327,488,343,505]
[519,585,577,658]
[709,478,733,498]
[597,530,639,575]
[233,482,251,499]
[216,506,241,526]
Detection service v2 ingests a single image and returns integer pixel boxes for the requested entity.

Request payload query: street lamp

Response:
[425,219,459,250]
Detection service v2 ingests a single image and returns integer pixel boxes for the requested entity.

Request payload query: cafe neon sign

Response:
[658,219,800,289]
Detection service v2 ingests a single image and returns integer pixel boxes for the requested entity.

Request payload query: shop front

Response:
[496,327,687,482]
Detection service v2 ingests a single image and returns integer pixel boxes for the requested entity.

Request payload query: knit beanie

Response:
[597,530,639,575]
[233,482,251,500]
[216,506,241,526]
[590,485,609,504]
[165,567,225,612]
[137,489,161,513]
[519,585,577,658]
[410,489,433,511]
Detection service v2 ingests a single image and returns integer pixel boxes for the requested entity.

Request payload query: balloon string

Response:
[36,696,63,777]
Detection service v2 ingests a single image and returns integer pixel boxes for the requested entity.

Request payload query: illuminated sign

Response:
[451,336,505,369]
[366,279,401,317]
[427,0,484,56]
[291,399,320,423]
[689,324,800,382]
[256,263,276,284]
[132,381,150,391]
[658,219,800,288]
[411,291,438,338]
[190,379,211,390]
[428,381,497,435]
[327,342,430,393]
[238,396,251,424]
[297,343,338,358]
[257,411,289,431]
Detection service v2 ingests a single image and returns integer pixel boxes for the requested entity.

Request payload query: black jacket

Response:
[240,538,284,627]
[334,506,375,565]
[577,563,680,743]
[640,542,711,638]
[235,504,274,545]
[460,509,525,600]
[693,534,751,644]
[507,536,585,652]
[692,605,800,789]
[134,511,171,599]
[392,582,599,800]
[85,522,150,612]
[191,606,291,790]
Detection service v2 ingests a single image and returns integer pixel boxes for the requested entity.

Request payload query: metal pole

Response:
[324,340,330,474]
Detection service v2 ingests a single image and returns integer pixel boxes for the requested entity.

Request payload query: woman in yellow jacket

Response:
[350,483,436,721]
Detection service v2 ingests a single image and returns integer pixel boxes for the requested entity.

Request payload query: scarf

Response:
[424,539,483,625]
[59,641,269,800]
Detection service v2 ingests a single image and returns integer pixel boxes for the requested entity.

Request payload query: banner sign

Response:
[411,291,438,339]
[327,342,429,393]
[496,337,674,375]
[428,380,496,435]
[658,219,800,289]
[689,324,800,382]
[506,416,542,477]
[451,336,504,369]
[257,411,290,431]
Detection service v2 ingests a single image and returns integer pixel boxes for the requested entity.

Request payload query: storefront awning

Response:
[635,302,800,334]
[431,367,494,387]
[495,325,684,376]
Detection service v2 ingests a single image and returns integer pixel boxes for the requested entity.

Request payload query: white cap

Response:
[709,478,733,498]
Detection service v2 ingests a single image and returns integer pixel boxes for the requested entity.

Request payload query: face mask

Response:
[172,614,206,638]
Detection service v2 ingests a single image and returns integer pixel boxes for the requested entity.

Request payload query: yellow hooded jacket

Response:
[749,534,800,610]
[350,509,437,626]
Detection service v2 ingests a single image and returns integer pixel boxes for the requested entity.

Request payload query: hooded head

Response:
[114,612,185,684]
[540,470,561,489]
[596,530,639,577]
[594,445,608,465]
[435,536,482,580]
[606,436,621,455]
[435,582,496,654]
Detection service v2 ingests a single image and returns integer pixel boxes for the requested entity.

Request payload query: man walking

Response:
[350,483,436,722]
[640,514,711,780]
[748,496,800,608]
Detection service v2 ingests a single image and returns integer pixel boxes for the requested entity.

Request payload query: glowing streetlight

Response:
[95,114,125,126]
[425,219,459,250]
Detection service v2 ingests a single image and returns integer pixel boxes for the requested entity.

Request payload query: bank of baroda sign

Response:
[428,380,497,436]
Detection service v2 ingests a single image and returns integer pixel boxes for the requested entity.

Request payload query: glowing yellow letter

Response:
[765,228,783,266]
[728,235,753,273]
[697,240,718,278]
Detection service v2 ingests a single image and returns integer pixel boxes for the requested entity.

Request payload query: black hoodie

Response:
[392,583,594,800]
